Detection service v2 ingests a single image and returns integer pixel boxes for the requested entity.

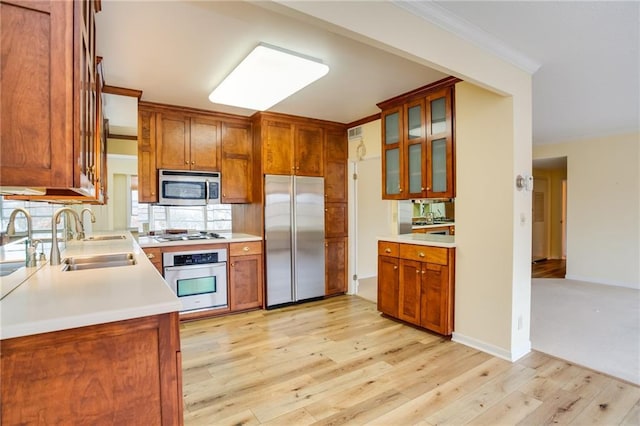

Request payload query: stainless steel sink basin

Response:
[62,252,137,272]
[0,261,25,277]
[82,235,126,241]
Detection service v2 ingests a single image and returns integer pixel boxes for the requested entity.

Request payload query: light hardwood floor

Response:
[180,296,640,425]
[532,259,566,279]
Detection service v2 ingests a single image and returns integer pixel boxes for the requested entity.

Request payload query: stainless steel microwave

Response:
[158,169,221,206]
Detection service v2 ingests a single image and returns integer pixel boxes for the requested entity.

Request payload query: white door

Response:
[532,177,549,261]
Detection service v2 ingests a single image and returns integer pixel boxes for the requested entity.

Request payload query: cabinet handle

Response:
[385,248,391,253]
[419,252,425,258]
[393,266,398,270]
[231,263,234,267]
[147,253,155,259]
[325,208,328,212]
[191,161,195,165]
[185,161,189,165]
[399,187,403,192]
[416,269,420,274]
[422,270,426,274]
[243,246,250,252]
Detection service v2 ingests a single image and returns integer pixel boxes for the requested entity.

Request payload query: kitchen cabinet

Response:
[325,237,347,296]
[325,203,348,238]
[324,127,348,203]
[376,240,455,335]
[221,121,253,203]
[255,113,325,177]
[138,102,254,203]
[377,241,400,317]
[156,112,221,171]
[378,77,458,200]
[229,241,263,311]
[0,0,106,203]
[142,247,163,274]
[412,225,455,235]
[1,312,183,425]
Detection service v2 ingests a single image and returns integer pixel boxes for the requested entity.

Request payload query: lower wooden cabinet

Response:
[142,247,163,274]
[1,313,183,425]
[325,237,347,296]
[229,241,263,311]
[377,241,455,335]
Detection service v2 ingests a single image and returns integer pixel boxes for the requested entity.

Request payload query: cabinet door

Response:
[295,124,324,176]
[263,120,293,175]
[377,255,399,317]
[190,117,221,171]
[325,237,347,296]
[142,247,162,274]
[398,258,421,325]
[157,113,190,170]
[229,254,263,311]
[138,109,158,203]
[324,128,348,203]
[221,121,252,203]
[420,262,451,335]
[405,99,426,198]
[324,202,347,238]
[426,87,454,198]
[381,107,404,199]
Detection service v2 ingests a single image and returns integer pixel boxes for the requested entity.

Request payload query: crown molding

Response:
[392,1,541,74]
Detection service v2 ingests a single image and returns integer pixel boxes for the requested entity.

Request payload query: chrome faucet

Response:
[78,207,96,236]
[50,208,84,266]
[6,208,37,267]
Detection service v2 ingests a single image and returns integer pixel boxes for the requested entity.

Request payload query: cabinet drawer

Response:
[229,241,262,256]
[399,244,448,265]
[378,241,399,257]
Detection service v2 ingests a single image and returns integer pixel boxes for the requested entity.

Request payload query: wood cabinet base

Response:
[1,313,183,425]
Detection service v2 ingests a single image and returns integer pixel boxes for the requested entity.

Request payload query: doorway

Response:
[531,157,567,278]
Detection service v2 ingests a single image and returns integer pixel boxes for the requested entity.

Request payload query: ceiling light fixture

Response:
[209,43,329,111]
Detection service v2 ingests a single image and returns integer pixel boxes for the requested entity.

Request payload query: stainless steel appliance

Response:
[264,175,325,308]
[163,248,227,312]
[158,169,220,206]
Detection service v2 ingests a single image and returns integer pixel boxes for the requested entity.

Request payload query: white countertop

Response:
[138,232,261,248]
[412,222,455,230]
[378,233,456,248]
[0,232,181,340]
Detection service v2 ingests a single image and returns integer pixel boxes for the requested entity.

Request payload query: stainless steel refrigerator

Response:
[265,175,325,307]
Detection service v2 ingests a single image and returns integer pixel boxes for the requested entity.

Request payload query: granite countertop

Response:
[378,233,456,248]
[0,231,181,340]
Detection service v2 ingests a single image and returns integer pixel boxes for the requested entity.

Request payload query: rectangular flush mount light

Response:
[209,43,329,111]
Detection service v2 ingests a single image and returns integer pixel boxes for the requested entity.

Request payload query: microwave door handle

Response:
[205,179,210,204]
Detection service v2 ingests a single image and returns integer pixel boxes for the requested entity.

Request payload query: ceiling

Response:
[97,1,639,146]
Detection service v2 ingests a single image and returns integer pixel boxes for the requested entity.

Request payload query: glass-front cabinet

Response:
[378,78,457,200]
[382,107,403,198]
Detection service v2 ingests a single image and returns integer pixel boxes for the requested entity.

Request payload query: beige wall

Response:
[534,133,640,289]
[91,154,137,232]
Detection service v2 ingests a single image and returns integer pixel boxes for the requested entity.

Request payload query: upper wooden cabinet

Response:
[0,0,106,203]
[156,113,221,171]
[324,127,348,203]
[378,77,458,200]
[255,113,328,177]
[221,121,253,203]
[138,102,253,204]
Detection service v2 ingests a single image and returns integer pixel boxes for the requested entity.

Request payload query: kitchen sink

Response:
[82,235,126,242]
[0,261,25,277]
[62,252,137,272]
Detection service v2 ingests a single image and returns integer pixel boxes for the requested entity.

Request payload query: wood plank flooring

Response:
[532,259,566,278]
[180,295,640,425]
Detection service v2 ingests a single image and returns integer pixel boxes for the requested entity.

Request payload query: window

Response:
[0,198,63,238]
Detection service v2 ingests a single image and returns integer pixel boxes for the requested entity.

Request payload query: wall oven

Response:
[158,169,221,206]
[163,248,228,312]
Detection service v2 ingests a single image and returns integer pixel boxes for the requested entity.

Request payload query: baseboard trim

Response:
[565,274,639,290]
[452,332,531,362]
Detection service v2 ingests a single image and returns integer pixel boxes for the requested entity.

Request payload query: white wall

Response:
[534,133,640,289]
[92,154,137,231]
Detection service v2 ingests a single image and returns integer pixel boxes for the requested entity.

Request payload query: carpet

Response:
[531,278,640,385]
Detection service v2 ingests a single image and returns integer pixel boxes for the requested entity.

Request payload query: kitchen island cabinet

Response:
[1,313,183,425]
[377,236,455,335]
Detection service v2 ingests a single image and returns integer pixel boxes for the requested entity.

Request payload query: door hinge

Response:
[352,274,358,281]
[352,173,358,180]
